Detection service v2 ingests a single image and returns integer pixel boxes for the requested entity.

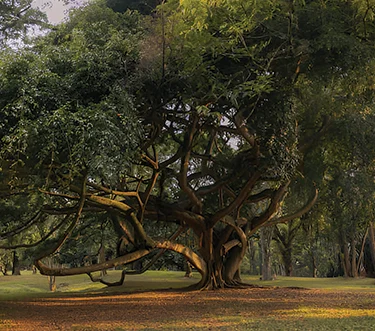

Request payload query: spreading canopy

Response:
[1,0,375,289]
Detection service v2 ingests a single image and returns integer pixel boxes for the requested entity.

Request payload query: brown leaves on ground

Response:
[1,287,375,330]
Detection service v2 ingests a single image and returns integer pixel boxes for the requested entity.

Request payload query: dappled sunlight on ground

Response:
[278,307,375,319]
[2,287,375,330]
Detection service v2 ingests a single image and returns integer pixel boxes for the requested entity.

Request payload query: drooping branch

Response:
[246,189,275,204]
[267,186,318,226]
[127,225,187,275]
[248,180,291,235]
[159,146,184,169]
[87,270,127,287]
[0,214,70,250]
[34,172,87,261]
[0,210,42,240]
[155,240,207,275]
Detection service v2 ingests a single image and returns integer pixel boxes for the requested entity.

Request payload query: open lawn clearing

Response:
[1,272,375,330]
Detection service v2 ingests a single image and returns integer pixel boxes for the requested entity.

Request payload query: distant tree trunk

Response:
[351,238,358,278]
[311,251,318,278]
[281,246,293,276]
[133,260,143,272]
[274,222,302,277]
[184,259,192,278]
[49,276,56,292]
[99,245,107,278]
[248,238,258,275]
[368,222,375,273]
[0,265,7,276]
[47,257,57,291]
[342,242,351,277]
[260,227,273,281]
[12,251,21,275]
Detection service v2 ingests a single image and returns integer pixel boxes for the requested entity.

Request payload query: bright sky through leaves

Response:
[32,0,74,24]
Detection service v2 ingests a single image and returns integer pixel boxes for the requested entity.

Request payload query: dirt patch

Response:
[1,287,375,330]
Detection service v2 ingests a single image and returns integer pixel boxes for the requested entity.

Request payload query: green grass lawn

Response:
[0,270,199,300]
[1,270,375,301]
[243,274,375,292]
[1,271,375,330]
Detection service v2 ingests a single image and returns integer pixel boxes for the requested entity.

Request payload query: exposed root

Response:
[86,270,126,287]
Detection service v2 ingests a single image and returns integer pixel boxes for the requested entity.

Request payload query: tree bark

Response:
[12,251,21,275]
[282,247,293,276]
[311,251,318,278]
[342,241,351,277]
[351,238,358,278]
[184,259,192,278]
[248,238,258,275]
[99,245,107,277]
[260,227,273,281]
[49,276,56,292]
[368,222,375,274]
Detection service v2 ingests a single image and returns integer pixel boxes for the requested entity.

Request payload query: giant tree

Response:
[2,0,375,290]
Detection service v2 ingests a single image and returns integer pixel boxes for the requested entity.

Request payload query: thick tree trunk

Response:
[12,251,21,276]
[223,245,246,284]
[195,228,226,289]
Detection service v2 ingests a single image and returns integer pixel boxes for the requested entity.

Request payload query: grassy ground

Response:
[1,270,375,300]
[1,271,375,330]
[244,274,375,292]
[0,270,199,300]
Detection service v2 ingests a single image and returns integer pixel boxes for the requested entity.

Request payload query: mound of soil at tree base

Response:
[1,287,375,330]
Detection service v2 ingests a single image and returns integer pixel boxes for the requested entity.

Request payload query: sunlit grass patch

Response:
[279,306,375,319]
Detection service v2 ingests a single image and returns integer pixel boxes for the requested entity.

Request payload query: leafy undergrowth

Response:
[1,271,375,330]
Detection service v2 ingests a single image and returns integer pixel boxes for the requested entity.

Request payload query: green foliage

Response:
[0,1,144,184]
[0,0,48,45]
[2,0,375,286]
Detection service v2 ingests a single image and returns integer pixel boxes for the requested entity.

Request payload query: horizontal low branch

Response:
[35,249,153,276]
